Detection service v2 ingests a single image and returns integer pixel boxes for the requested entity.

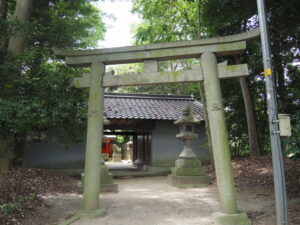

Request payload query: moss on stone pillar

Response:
[201,52,251,224]
[79,163,118,194]
[81,62,105,215]
[201,52,238,214]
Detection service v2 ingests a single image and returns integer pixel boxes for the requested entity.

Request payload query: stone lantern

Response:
[175,104,199,159]
[169,104,210,188]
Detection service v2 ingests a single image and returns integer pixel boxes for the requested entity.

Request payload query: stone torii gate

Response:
[55,29,259,225]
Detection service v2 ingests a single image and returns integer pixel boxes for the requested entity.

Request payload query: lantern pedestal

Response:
[169,158,210,188]
[169,104,210,188]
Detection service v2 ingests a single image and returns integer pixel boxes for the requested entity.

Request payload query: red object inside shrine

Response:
[101,137,115,158]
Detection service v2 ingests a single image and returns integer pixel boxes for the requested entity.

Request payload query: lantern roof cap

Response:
[174,104,200,125]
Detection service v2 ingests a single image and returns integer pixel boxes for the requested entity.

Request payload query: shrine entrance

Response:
[55,28,259,225]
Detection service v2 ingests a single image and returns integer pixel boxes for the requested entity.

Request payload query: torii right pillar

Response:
[201,52,251,225]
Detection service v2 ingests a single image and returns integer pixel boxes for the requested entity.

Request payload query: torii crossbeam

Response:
[55,28,259,225]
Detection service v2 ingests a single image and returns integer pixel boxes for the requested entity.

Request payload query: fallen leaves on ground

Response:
[289,202,300,224]
[0,168,77,225]
[206,157,300,225]
[206,156,300,196]
[0,157,299,224]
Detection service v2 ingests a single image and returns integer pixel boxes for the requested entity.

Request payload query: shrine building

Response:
[25,93,209,175]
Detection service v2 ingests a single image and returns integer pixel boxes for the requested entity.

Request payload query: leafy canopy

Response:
[0,0,105,149]
[130,0,300,156]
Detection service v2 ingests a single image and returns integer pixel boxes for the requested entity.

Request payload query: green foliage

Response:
[0,202,20,215]
[131,0,257,156]
[28,0,104,49]
[132,0,198,44]
[110,63,143,75]
[106,60,201,98]
[131,0,300,157]
[0,193,37,215]
[220,79,250,156]
[115,135,125,143]
[23,193,37,202]
[0,0,105,153]
[200,0,257,36]
[0,60,89,146]
[284,112,300,159]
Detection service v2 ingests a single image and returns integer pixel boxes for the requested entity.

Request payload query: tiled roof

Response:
[104,93,204,121]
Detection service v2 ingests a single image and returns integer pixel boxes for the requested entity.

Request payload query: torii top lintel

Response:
[54,29,260,67]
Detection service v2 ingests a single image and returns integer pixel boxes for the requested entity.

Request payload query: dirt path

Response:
[27,193,81,225]
[4,157,299,225]
[74,177,219,225]
[40,176,277,225]
[19,175,299,225]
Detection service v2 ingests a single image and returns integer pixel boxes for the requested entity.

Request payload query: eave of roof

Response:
[103,93,204,121]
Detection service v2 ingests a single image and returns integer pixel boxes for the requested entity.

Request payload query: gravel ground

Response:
[8,157,298,225]
[69,176,275,225]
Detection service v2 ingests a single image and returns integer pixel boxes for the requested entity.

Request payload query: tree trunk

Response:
[235,57,260,156]
[13,133,27,167]
[7,0,33,57]
[196,0,214,169]
[0,0,6,18]
[275,63,285,109]
[0,136,14,174]
[0,0,7,53]
[198,83,215,168]
[0,157,9,174]
[3,0,33,171]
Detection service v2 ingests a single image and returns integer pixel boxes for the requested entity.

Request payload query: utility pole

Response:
[256,0,288,224]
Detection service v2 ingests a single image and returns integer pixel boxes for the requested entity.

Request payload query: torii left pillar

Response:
[77,62,106,217]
